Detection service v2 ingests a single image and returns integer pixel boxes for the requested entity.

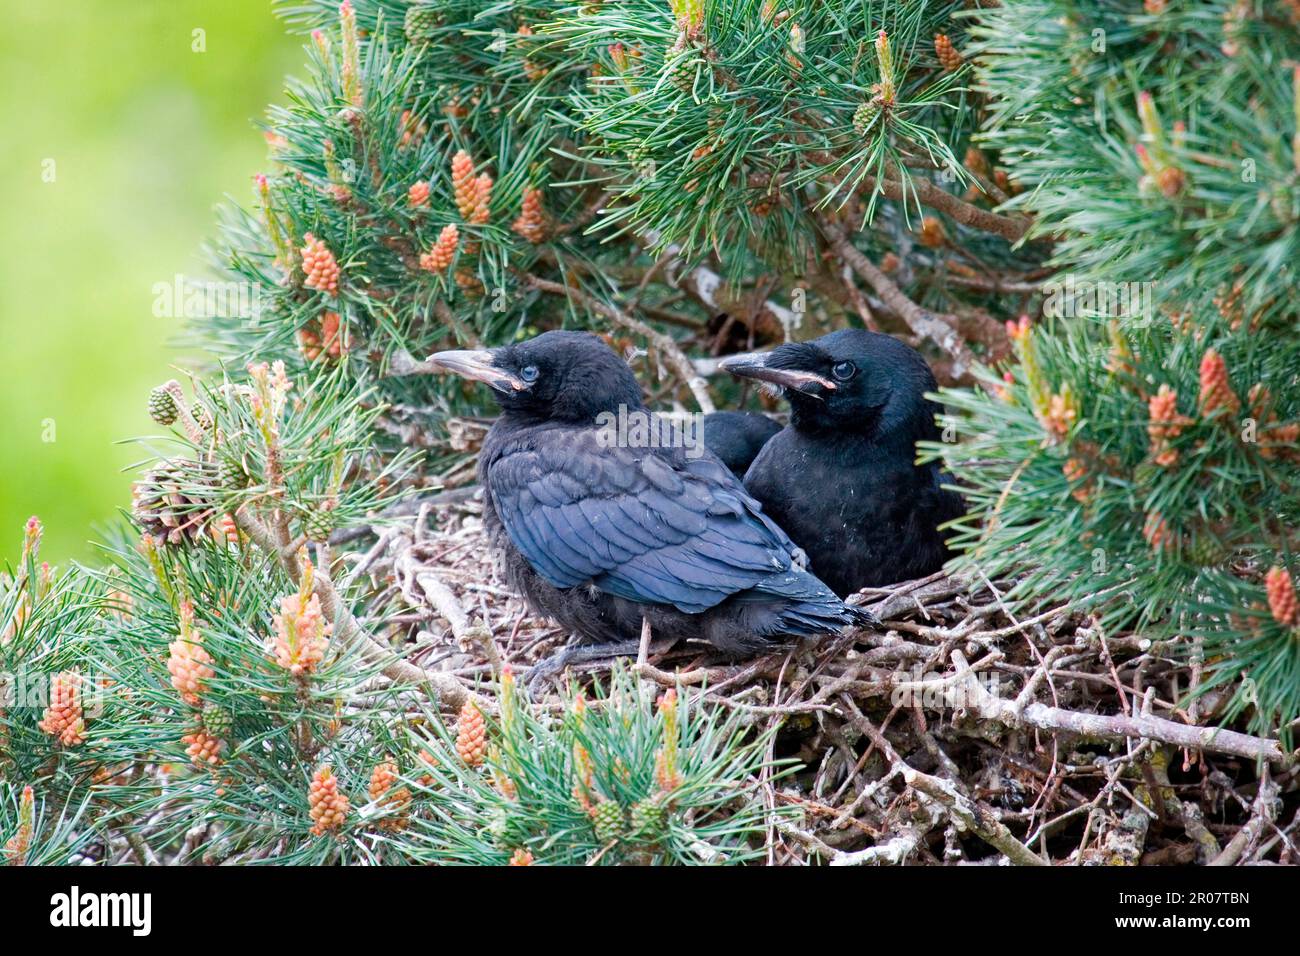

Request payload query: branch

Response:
[865,171,1032,243]
[949,650,1291,766]
[234,506,476,710]
[820,219,975,379]
[521,273,716,413]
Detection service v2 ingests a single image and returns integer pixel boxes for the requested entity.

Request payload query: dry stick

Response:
[638,230,800,338]
[396,551,500,674]
[234,506,475,710]
[1209,767,1278,866]
[949,650,1290,765]
[820,219,975,379]
[522,274,716,414]
[901,769,1048,867]
[840,695,1045,866]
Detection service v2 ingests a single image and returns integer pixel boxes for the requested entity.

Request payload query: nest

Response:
[348,495,1299,866]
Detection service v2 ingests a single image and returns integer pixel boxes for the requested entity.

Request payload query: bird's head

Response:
[429,330,643,423]
[720,329,940,443]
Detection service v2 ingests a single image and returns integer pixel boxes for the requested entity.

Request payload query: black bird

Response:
[429,331,871,662]
[720,329,965,598]
[702,411,782,478]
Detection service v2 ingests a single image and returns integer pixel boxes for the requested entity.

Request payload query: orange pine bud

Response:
[408,180,431,208]
[963,147,989,178]
[934,33,963,72]
[318,310,347,358]
[368,760,411,831]
[1147,384,1192,466]
[1265,566,1298,627]
[470,174,493,225]
[455,700,486,768]
[1143,512,1175,554]
[451,151,479,219]
[269,589,331,677]
[508,848,534,866]
[213,513,239,545]
[1062,457,1091,503]
[1042,390,1077,442]
[511,187,547,243]
[167,631,214,707]
[420,224,460,272]
[918,216,946,248]
[181,728,224,768]
[309,766,350,836]
[38,671,86,747]
[300,233,340,295]
[398,109,428,148]
[1198,348,1239,417]
[2,785,34,865]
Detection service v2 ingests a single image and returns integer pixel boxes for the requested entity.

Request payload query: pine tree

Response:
[4,0,1297,865]
[927,0,1300,739]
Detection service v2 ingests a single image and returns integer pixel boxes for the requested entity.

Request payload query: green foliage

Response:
[406,665,791,864]
[925,0,1300,737]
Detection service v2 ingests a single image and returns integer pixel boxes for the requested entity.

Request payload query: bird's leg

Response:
[525,639,644,692]
[526,622,675,693]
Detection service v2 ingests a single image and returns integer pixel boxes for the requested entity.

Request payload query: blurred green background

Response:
[0,1,300,564]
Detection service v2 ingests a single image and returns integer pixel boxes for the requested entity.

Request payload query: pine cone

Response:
[132,460,218,546]
[404,3,441,43]
[455,700,487,767]
[629,798,667,842]
[508,848,534,866]
[303,506,336,543]
[1265,566,1298,627]
[852,101,877,135]
[590,800,625,844]
[665,41,700,93]
[148,386,178,426]
[408,180,431,208]
[218,455,250,489]
[309,766,350,836]
[201,702,233,739]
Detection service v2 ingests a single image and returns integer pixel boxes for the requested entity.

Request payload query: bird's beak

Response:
[719,352,837,393]
[427,349,528,392]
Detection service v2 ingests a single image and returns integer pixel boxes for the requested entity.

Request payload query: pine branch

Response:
[521,273,716,414]
[233,505,476,710]
[820,218,975,378]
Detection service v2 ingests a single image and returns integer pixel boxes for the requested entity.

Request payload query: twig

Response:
[522,274,716,413]
[820,219,975,379]
[950,649,1291,765]
[234,506,476,710]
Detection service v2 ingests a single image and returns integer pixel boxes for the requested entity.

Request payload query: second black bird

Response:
[721,329,965,597]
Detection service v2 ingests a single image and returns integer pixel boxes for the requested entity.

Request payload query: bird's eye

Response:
[519,365,540,383]
[831,361,856,381]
